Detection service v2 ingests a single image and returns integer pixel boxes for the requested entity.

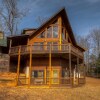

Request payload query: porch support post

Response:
[16,46,21,86]
[29,45,32,87]
[69,44,72,86]
[77,55,79,85]
[49,44,52,87]
[9,39,12,53]
[58,17,62,50]
[8,39,12,72]
[83,59,86,84]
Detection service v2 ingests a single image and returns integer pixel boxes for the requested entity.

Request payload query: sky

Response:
[18,0,100,36]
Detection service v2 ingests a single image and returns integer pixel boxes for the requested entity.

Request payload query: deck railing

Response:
[9,44,83,57]
[17,77,85,86]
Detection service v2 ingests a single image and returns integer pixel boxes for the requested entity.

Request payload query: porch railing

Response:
[9,44,83,57]
[17,77,85,86]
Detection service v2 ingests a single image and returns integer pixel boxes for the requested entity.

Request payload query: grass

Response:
[0,77,100,100]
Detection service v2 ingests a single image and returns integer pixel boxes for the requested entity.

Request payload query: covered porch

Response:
[10,51,85,87]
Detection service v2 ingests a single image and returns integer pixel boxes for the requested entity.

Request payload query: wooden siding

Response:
[0,54,9,72]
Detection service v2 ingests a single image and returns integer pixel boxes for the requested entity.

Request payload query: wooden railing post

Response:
[58,17,62,50]
[77,56,79,85]
[29,45,32,87]
[9,39,12,54]
[83,59,86,84]
[16,46,21,86]
[49,44,52,87]
[69,44,72,86]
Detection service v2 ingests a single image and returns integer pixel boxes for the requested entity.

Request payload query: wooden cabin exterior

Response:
[8,8,85,87]
[0,31,9,72]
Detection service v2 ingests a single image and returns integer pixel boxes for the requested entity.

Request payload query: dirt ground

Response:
[0,77,100,100]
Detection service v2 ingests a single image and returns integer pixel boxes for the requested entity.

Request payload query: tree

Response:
[90,28,100,57]
[75,34,91,72]
[0,0,28,35]
[75,28,100,77]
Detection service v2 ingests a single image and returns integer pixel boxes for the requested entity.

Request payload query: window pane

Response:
[47,26,52,38]
[38,70,44,78]
[62,28,65,40]
[53,26,58,38]
[52,70,59,83]
[37,31,45,38]
[53,70,58,78]
[34,71,38,78]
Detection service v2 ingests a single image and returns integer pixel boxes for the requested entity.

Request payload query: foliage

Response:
[76,28,100,76]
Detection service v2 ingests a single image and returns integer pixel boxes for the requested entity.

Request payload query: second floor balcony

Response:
[9,44,84,58]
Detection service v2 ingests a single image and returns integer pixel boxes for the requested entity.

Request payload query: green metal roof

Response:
[0,39,7,47]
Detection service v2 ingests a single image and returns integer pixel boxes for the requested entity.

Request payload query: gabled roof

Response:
[7,34,29,39]
[29,8,85,51]
[22,28,37,35]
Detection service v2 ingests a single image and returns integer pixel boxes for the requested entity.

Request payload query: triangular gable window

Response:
[37,19,58,38]
[61,21,69,42]
[37,31,45,38]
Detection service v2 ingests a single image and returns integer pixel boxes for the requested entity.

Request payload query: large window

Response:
[37,31,45,38]
[53,26,58,38]
[62,28,65,40]
[31,70,44,84]
[36,19,59,38]
[32,70,44,78]
[47,26,52,38]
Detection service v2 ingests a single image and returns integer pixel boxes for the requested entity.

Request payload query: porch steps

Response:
[18,74,28,85]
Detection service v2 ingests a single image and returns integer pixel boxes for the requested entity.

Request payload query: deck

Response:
[9,44,84,58]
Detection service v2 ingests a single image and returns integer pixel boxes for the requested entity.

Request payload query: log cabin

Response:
[8,8,86,87]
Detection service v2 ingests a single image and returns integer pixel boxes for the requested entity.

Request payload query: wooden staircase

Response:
[18,74,28,85]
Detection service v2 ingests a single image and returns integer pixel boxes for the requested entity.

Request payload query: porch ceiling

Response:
[10,53,83,63]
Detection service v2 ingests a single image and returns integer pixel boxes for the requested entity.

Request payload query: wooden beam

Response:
[69,45,72,86]
[16,46,21,86]
[9,39,12,54]
[29,45,32,87]
[77,56,79,85]
[83,59,86,84]
[49,44,52,87]
[58,17,62,50]
[45,68,47,84]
